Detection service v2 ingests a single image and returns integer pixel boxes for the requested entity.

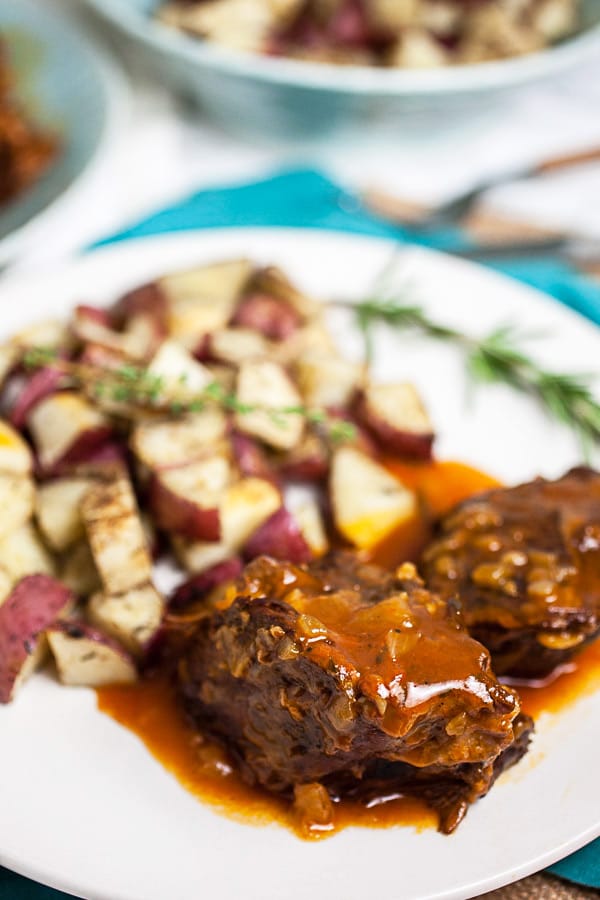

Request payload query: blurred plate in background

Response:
[84,0,600,139]
[0,0,125,267]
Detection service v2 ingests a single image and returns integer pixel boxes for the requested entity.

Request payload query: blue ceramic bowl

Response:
[0,0,121,263]
[85,0,600,139]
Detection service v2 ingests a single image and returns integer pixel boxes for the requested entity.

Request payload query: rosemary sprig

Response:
[21,348,355,445]
[339,296,600,455]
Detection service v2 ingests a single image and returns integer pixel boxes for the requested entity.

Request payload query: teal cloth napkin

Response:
[95,167,600,327]
[2,167,598,900]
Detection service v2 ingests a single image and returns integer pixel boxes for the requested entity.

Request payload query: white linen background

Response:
[20,0,600,268]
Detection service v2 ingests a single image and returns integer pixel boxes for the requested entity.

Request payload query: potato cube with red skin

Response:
[47,621,137,687]
[232,293,301,341]
[235,359,304,450]
[76,297,166,361]
[131,409,228,471]
[0,420,33,475]
[250,266,320,320]
[9,367,65,429]
[355,382,434,460]
[28,392,112,473]
[290,497,329,557]
[160,259,253,348]
[330,447,417,550]
[231,431,278,484]
[74,305,112,327]
[150,455,232,541]
[12,319,70,351]
[220,477,282,548]
[60,541,101,598]
[272,320,336,367]
[0,568,13,607]
[81,477,152,594]
[140,512,159,559]
[0,575,74,702]
[174,477,281,573]
[147,340,214,399]
[295,353,363,409]
[0,523,56,583]
[35,477,94,551]
[170,558,243,608]
[88,583,164,657]
[276,431,329,483]
[0,474,35,541]
[0,344,19,388]
[124,311,166,360]
[72,306,149,360]
[243,507,312,564]
[173,537,231,575]
[57,442,129,480]
[209,328,271,365]
[159,0,291,54]
[111,282,168,331]
[203,363,236,394]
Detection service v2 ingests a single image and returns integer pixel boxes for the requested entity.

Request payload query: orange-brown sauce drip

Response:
[514,639,600,719]
[373,459,500,568]
[295,568,494,695]
[97,675,436,838]
[96,459,599,838]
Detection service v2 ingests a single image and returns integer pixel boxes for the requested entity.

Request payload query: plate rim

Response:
[2,224,598,334]
[6,809,600,900]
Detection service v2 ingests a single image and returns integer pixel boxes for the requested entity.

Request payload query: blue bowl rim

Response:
[0,1,128,265]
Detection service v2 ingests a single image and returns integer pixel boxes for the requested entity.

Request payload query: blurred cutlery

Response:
[363,145,600,231]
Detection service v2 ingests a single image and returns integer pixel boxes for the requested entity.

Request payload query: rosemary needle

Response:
[339,296,600,455]
[21,349,355,446]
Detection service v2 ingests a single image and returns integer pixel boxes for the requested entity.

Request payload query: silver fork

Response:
[364,145,600,232]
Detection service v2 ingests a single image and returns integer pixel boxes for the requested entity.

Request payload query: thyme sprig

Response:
[21,348,356,444]
[338,295,600,455]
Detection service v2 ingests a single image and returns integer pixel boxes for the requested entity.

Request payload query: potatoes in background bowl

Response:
[84,0,600,138]
[158,0,579,68]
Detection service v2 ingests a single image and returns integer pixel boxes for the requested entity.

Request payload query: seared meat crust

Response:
[422,467,600,678]
[169,553,531,832]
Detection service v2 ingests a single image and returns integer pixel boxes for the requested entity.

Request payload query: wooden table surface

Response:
[481,874,599,899]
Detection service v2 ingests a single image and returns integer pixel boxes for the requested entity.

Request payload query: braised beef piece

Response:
[168,553,531,834]
[422,467,600,679]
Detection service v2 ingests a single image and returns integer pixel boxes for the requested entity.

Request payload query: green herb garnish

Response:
[338,291,600,456]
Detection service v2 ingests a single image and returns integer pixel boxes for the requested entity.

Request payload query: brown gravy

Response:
[96,459,600,838]
[97,675,437,838]
[514,639,600,719]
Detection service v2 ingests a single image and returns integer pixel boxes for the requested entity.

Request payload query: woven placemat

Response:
[481,874,600,899]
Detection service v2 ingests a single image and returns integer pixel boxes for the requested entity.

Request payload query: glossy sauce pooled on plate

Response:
[96,635,600,836]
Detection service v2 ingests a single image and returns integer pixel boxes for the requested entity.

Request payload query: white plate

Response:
[1,229,599,900]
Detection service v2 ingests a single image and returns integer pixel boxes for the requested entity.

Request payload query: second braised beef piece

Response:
[422,467,600,679]
[168,553,531,834]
